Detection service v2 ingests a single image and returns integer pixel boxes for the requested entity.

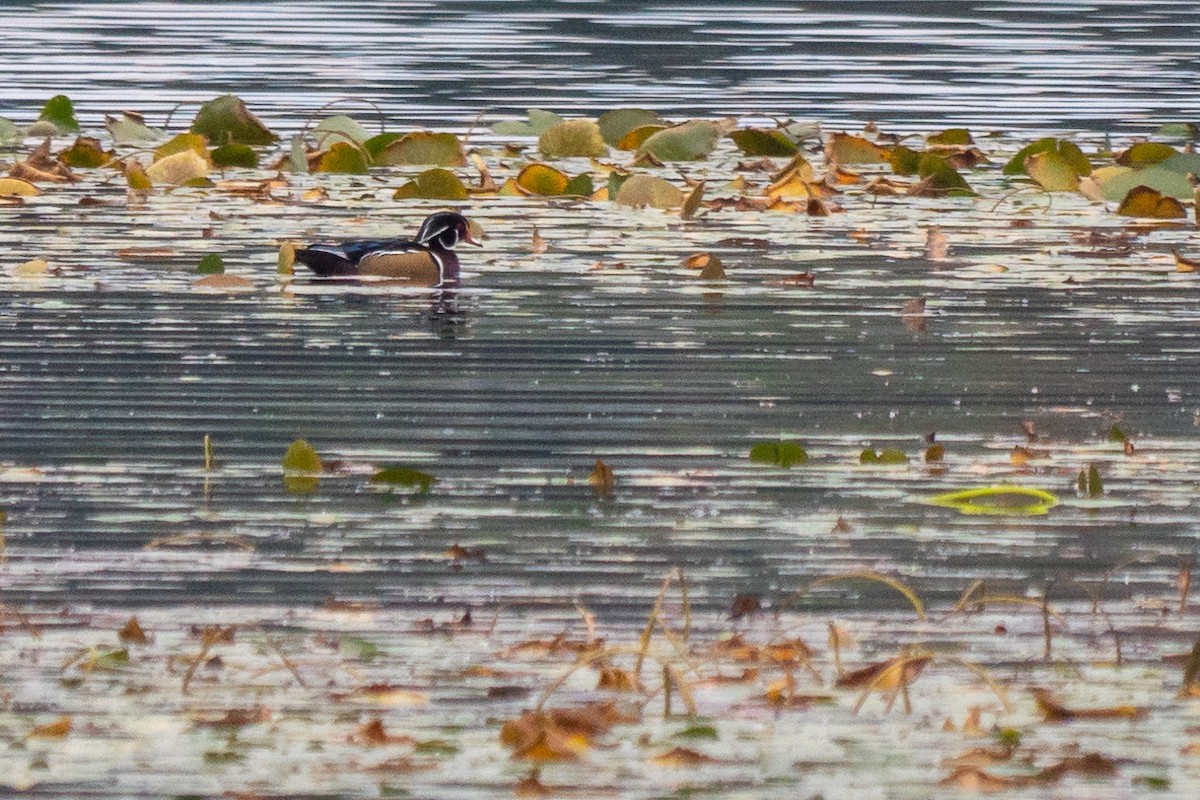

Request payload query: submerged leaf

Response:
[374,131,466,166]
[927,485,1059,515]
[370,466,437,493]
[539,119,607,158]
[393,168,469,200]
[749,441,807,467]
[190,94,278,145]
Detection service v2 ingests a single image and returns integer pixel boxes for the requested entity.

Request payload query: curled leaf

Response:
[598,108,662,146]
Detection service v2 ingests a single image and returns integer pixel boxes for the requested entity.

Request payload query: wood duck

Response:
[295,211,480,286]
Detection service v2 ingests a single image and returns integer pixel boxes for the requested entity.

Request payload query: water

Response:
[2,3,1200,797]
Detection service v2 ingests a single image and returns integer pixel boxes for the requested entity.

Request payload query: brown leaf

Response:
[27,716,72,739]
[118,616,149,644]
[835,655,930,690]
[830,517,854,534]
[596,666,642,692]
[925,226,950,261]
[192,707,270,728]
[728,594,762,620]
[938,765,1025,792]
[650,746,721,767]
[1030,687,1146,721]
[766,271,815,287]
[588,458,614,497]
[352,717,416,746]
[1175,249,1200,273]
[530,225,548,254]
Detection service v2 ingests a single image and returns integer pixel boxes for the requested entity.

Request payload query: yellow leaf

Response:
[1025,151,1080,192]
[0,177,41,197]
[145,149,210,185]
[12,258,50,277]
[27,716,71,739]
[588,458,614,496]
[515,163,570,195]
[825,132,889,164]
[192,274,255,292]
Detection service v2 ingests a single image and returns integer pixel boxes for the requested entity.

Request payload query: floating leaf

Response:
[125,161,152,191]
[0,117,20,144]
[211,143,258,168]
[1031,687,1144,720]
[616,124,667,151]
[539,119,607,158]
[1158,122,1199,140]
[1115,141,1176,168]
[927,128,972,146]
[1002,138,1091,176]
[563,172,594,196]
[155,133,210,163]
[749,441,808,467]
[393,168,470,200]
[1116,185,1186,219]
[105,111,164,144]
[373,131,466,166]
[516,163,570,195]
[145,149,210,185]
[1077,463,1103,496]
[1094,153,1200,200]
[287,134,310,175]
[860,448,908,464]
[638,120,722,161]
[890,145,922,175]
[59,136,112,168]
[27,716,72,739]
[926,485,1059,515]
[316,142,370,175]
[38,95,79,133]
[11,259,50,278]
[1025,151,1080,192]
[277,242,295,275]
[491,109,563,136]
[313,114,370,147]
[914,152,973,196]
[0,178,40,197]
[681,252,725,280]
[825,132,889,164]
[680,180,705,219]
[598,108,662,146]
[614,173,684,208]
[190,94,278,145]
[730,128,799,156]
[282,439,321,495]
[588,458,615,497]
[370,465,437,493]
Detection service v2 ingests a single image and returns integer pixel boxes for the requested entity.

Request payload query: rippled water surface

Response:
[2,3,1200,798]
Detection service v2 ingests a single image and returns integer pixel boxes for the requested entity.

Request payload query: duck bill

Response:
[464,219,485,246]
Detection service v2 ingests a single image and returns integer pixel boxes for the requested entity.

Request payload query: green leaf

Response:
[860,448,908,464]
[288,134,309,175]
[1003,138,1090,176]
[889,145,922,176]
[312,115,370,147]
[105,112,164,144]
[637,120,721,161]
[0,117,20,145]
[1107,425,1127,442]
[613,173,684,208]
[1024,150,1080,192]
[59,136,111,168]
[1077,463,1103,497]
[729,128,799,157]
[563,172,594,196]
[674,724,719,740]
[211,144,258,168]
[373,131,466,166]
[190,94,278,146]
[749,441,808,467]
[1157,122,1198,140]
[1115,141,1176,168]
[316,142,370,174]
[370,465,437,493]
[196,254,224,274]
[491,109,563,136]
[607,170,630,199]
[927,128,972,146]
[1095,153,1200,200]
[155,133,210,163]
[392,168,469,200]
[413,739,459,755]
[826,132,889,164]
[363,132,404,160]
[539,118,608,159]
[282,439,321,495]
[597,108,662,146]
[38,95,79,133]
[917,153,974,196]
[616,124,667,151]
[926,485,1059,515]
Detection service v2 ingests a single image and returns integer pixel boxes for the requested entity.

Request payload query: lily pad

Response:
[0,177,40,197]
[1116,185,1186,218]
[926,486,1059,516]
[598,108,662,146]
[0,117,20,145]
[105,112,165,144]
[38,95,79,133]
[145,149,210,185]
[313,115,370,147]
[860,448,909,465]
[393,168,469,200]
[196,254,224,274]
[916,153,974,196]
[282,439,321,495]
[749,441,808,467]
[1115,141,1176,168]
[515,163,570,195]
[1094,153,1200,200]
[617,124,668,151]
[890,145,922,175]
[1002,138,1090,176]
[373,131,466,167]
[211,144,258,168]
[190,95,278,146]
[637,120,722,161]
[125,162,152,191]
[539,119,607,158]
[155,133,210,163]
[1025,151,1080,192]
[492,109,563,137]
[58,137,111,168]
[730,128,799,157]
[316,142,370,175]
[927,128,972,146]
[826,132,889,164]
[370,466,437,493]
[614,174,684,209]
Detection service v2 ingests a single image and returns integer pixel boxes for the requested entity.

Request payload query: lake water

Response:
[2,3,1200,797]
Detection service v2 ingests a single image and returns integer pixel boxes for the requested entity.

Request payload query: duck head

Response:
[416,211,482,250]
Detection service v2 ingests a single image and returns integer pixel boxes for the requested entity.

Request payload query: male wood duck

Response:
[295,211,480,286]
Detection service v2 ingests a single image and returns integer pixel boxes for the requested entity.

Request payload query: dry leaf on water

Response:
[1030,687,1146,721]
[588,458,614,496]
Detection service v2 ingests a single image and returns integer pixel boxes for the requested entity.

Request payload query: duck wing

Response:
[295,237,411,277]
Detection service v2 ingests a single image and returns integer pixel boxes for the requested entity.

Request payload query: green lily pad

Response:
[393,168,469,200]
[492,109,563,136]
[729,128,799,157]
[211,144,258,168]
[370,465,437,493]
[614,173,684,208]
[1115,141,1176,168]
[282,439,321,495]
[316,142,370,174]
[1095,153,1200,200]
[196,254,224,274]
[1024,150,1080,192]
[617,124,668,151]
[373,131,466,167]
[0,117,20,145]
[190,94,278,146]
[539,118,608,158]
[1157,122,1198,140]
[1002,138,1090,176]
[860,448,908,465]
[38,95,79,133]
[312,115,370,147]
[288,134,309,175]
[155,133,210,163]
[598,108,662,146]
[926,485,1059,515]
[749,441,808,467]
[674,724,719,740]
[637,120,721,161]
[889,145,922,175]
[917,153,974,196]
[927,128,972,146]
[59,137,111,168]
